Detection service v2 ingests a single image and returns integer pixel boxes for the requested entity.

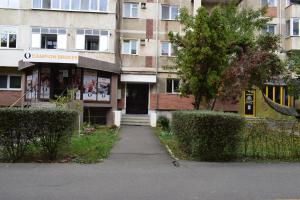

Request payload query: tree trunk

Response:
[194,95,201,110]
[210,97,217,111]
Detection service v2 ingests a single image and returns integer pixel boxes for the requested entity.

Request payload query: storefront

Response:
[19,50,120,125]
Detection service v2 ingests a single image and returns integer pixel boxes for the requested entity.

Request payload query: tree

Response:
[169,0,284,110]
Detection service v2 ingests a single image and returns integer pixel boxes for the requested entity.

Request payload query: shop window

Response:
[262,24,276,34]
[123,3,138,18]
[0,75,21,90]
[261,0,277,7]
[0,0,19,8]
[286,18,300,36]
[244,90,256,116]
[31,27,67,49]
[76,29,109,51]
[0,26,17,48]
[166,79,180,94]
[161,5,178,20]
[161,42,175,56]
[122,39,138,55]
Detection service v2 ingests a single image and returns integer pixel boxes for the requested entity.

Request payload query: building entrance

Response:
[126,83,149,114]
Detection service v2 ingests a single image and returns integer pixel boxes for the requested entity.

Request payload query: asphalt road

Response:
[0,126,300,200]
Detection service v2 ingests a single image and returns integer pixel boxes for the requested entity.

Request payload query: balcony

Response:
[285,3,300,18]
[285,37,300,51]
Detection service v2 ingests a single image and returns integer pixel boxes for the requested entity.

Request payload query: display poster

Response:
[32,70,38,99]
[74,69,82,100]
[83,70,97,101]
[26,75,33,99]
[245,90,255,116]
[97,77,111,101]
[40,68,50,99]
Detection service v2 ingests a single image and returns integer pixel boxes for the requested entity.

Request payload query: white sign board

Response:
[23,50,79,64]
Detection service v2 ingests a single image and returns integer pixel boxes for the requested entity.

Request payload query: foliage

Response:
[240,120,300,160]
[172,111,245,161]
[284,51,300,99]
[157,116,170,132]
[169,0,284,109]
[0,108,77,161]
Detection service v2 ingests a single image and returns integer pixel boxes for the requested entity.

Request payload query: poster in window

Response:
[74,69,82,100]
[83,70,97,101]
[40,68,50,99]
[97,77,111,101]
[32,70,38,99]
[245,90,255,116]
[26,75,33,99]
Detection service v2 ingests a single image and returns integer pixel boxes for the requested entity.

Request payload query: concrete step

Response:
[121,115,150,126]
[121,121,150,126]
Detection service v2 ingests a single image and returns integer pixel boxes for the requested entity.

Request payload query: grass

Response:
[1,127,119,163]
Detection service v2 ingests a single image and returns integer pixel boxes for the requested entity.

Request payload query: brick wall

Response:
[265,7,277,17]
[150,93,195,110]
[0,90,21,107]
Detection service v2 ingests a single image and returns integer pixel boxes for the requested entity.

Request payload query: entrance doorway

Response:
[53,68,73,97]
[126,83,149,114]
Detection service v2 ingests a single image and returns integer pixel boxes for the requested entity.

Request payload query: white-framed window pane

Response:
[171,6,178,20]
[91,0,98,10]
[100,34,108,51]
[123,40,130,54]
[269,0,276,6]
[42,0,51,8]
[52,0,60,9]
[81,0,89,10]
[162,5,170,20]
[173,79,180,92]
[9,76,21,89]
[0,75,8,88]
[131,4,138,17]
[0,34,8,47]
[286,20,290,36]
[293,19,299,36]
[85,35,99,50]
[33,0,42,8]
[99,0,107,11]
[61,0,70,9]
[123,3,131,17]
[268,25,275,34]
[9,34,16,48]
[71,0,80,10]
[131,40,137,54]
[161,42,169,55]
[9,0,19,8]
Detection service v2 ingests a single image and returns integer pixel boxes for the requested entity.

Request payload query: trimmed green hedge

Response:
[0,108,77,161]
[172,111,245,161]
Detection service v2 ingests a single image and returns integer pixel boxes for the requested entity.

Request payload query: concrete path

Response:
[106,125,172,166]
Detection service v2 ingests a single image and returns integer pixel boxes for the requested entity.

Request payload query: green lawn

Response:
[5,127,119,163]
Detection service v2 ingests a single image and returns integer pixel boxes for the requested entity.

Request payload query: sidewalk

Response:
[106,125,172,165]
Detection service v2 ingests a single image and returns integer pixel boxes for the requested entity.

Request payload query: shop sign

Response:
[23,50,79,64]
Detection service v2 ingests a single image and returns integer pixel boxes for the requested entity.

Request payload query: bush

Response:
[0,108,77,161]
[157,116,170,132]
[172,111,245,161]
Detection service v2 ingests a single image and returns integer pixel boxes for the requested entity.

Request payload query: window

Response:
[0,75,21,90]
[0,0,19,8]
[261,0,277,7]
[166,79,180,93]
[123,3,138,18]
[31,27,67,49]
[262,24,276,34]
[0,26,17,48]
[122,39,137,55]
[32,0,108,11]
[286,18,300,36]
[161,5,178,20]
[76,29,109,51]
[161,42,175,56]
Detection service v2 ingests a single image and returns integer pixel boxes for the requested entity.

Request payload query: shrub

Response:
[172,111,245,161]
[0,108,77,161]
[157,116,170,132]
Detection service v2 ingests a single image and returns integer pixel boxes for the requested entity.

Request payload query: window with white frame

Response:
[262,24,276,34]
[161,5,178,20]
[123,3,138,18]
[161,41,175,56]
[76,29,109,51]
[0,26,17,49]
[261,0,277,7]
[0,0,19,8]
[286,18,300,36]
[0,75,21,90]
[32,0,108,12]
[122,39,138,55]
[166,79,179,94]
[31,27,67,49]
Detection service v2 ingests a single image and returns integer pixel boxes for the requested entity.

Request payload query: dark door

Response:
[53,69,72,98]
[126,84,149,114]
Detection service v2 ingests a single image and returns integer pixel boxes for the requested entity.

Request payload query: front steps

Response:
[121,114,150,126]
[30,102,56,108]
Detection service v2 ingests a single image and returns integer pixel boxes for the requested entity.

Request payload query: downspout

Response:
[155,0,160,110]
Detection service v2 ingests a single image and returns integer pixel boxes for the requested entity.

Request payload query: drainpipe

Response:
[155,0,160,110]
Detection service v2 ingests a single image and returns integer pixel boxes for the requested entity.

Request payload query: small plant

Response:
[157,116,170,132]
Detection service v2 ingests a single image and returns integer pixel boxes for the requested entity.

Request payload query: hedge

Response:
[172,111,245,161]
[0,108,77,161]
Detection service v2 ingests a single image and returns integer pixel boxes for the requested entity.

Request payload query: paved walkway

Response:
[106,125,172,166]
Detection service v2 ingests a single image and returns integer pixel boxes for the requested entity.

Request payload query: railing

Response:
[9,90,32,108]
